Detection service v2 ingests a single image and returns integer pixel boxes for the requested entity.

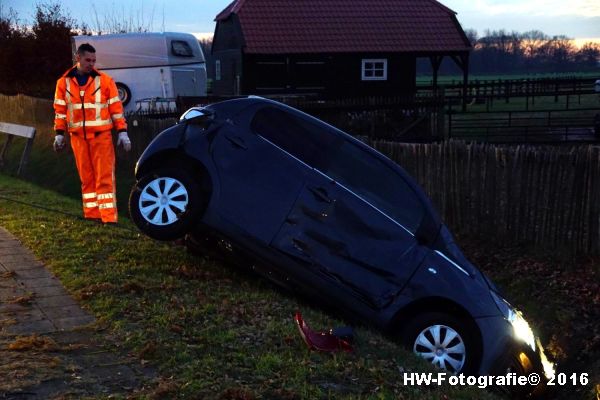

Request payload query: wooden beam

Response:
[449,53,470,111]
[429,56,444,91]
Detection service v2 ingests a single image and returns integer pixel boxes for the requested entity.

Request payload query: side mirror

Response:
[179,107,212,124]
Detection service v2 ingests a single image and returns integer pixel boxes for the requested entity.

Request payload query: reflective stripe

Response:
[82,192,97,199]
[68,119,112,128]
[70,103,107,110]
[107,96,121,105]
[94,77,101,119]
[54,99,66,106]
[99,203,114,210]
[65,79,73,122]
[84,202,98,208]
[111,113,124,120]
[97,193,114,200]
[55,113,67,119]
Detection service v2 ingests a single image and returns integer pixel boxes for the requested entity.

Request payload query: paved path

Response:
[0,228,95,334]
[0,227,155,399]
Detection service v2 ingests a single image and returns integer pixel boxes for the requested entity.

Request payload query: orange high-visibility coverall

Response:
[53,66,127,223]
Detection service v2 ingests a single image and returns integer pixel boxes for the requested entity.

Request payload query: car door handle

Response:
[225,135,247,150]
[308,186,332,203]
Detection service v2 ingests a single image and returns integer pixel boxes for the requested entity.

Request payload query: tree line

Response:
[425,29,600,76]
[0,3,89,97]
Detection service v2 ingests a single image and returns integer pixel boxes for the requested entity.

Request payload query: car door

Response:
[272,132,432,309]
[210,106,310,244]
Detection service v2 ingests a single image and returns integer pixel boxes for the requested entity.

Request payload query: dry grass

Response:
[0,270,16,279]
[0,336,63,392]
[7,293,35,305]
[7,335,58,351]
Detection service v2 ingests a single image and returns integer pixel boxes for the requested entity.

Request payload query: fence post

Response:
[447,109,452,140]
[437,87,446,139]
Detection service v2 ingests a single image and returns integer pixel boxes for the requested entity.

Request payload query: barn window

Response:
[361,59,387,81]
[215,60,221,81]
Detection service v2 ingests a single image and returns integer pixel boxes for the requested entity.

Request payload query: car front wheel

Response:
[402,312,479,374]
[129,168,203,241]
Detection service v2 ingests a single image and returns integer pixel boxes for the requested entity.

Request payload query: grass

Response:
[458,238,600,400]
[0,174,500,399]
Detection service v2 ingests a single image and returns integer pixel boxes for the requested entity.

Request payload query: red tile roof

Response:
[216,0,471,54]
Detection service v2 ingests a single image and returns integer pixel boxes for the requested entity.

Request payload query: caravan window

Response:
[171,40,194,57]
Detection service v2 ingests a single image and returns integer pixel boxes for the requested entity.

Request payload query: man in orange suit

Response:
[53,43,131,224]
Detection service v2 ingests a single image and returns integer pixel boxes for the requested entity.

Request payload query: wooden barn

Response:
[211,0,472,98]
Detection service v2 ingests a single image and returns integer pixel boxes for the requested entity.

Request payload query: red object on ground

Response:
[294,312,353,353]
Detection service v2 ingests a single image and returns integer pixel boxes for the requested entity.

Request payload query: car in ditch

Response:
[128,96,554,394]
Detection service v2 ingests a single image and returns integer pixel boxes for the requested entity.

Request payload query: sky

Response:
[2,0,600,45]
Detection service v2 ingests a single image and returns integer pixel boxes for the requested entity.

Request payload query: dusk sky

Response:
[3,0,600,45]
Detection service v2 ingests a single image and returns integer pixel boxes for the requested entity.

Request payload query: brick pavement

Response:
[0,226,156,399]
[0,227,95,334]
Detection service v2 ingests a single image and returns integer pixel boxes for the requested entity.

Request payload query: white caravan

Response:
[72,32,207,113]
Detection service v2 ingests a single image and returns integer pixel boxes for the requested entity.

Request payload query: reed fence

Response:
[371,140,600,254]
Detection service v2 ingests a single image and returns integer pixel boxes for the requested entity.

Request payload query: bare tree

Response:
[91,2,158,34]
[463,28,478,46]
[574,42,600,68]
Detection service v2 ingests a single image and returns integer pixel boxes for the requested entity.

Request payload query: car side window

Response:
[250,107,338,169]
[325,141,425,234]
[251,106,425,233]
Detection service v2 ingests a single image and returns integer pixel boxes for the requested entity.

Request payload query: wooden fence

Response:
[448,108,600,143]
[370,140,600,255]
[419,76,598,101]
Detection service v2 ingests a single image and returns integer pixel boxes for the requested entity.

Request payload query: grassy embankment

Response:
[0,174,501,399]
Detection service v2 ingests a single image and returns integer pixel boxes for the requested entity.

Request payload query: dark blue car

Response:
[129,97,554,393]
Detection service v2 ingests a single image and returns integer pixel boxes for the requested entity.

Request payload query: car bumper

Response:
[476,315,553,396]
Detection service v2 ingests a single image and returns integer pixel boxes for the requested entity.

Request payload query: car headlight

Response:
[490,291,536,352]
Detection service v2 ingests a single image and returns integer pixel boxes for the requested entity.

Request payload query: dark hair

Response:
[77,43,96,55]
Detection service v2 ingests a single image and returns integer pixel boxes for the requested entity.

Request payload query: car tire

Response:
[116,82,131,106]
[129,168,203,241]
[401,312,479,375]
